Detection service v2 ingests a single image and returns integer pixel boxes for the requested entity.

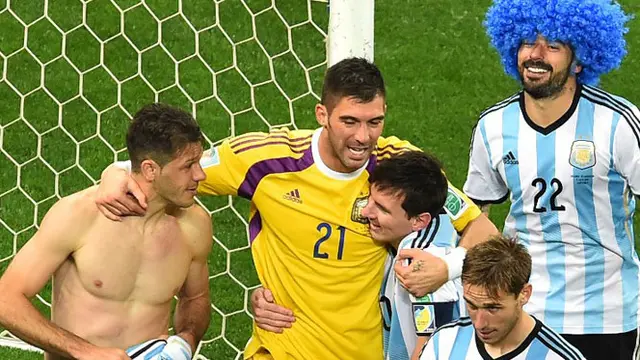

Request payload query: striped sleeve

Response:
[463,118,509,204]
[197,128,313,197]
[613,105,640,195]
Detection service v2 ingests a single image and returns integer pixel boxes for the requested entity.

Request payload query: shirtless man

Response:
[0,103,212,360]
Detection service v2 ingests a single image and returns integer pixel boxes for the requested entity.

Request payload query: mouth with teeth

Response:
[347,145,370,159]
[523,60,552,80]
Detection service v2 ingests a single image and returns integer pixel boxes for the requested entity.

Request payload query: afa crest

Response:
[351,196,369,224]
[569,140,596,170]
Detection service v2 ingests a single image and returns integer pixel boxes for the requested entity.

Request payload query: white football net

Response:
[0,0,329,359]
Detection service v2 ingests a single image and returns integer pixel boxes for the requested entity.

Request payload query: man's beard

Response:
[520,60,571,100]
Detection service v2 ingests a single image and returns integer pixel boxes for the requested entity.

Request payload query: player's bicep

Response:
[0,201,78,298]
[463,123,508,202]
[180,209,212,300]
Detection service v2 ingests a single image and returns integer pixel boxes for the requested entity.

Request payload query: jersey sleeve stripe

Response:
[467,192,509,206]
[537,325,584,360]
[421,215,440,249]
[229,128,290,146]
[231,133,311,150]
[411,228,430,249]
[249,210,262,243]
[237,148,314,199]
[234,138,312,154]
[478,93,520,119]
[582,86,640,149]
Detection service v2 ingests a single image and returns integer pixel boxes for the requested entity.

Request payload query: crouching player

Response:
[0,103,212,360]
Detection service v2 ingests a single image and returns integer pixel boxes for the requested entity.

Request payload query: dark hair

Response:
[369,151,447,218]
[462,235,532,299]
[321,57,386,112]
[126,103,203,172]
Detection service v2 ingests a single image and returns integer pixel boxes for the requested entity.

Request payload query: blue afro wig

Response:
[484,0,632,85]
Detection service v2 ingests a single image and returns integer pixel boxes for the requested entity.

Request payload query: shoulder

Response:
[47,186,101,226]
[581,85,639,113]
[31,186,101,248]
[535,321,585,360]
[220,127,314,159]
[176,205,213,256]
[375,135,419,161]
[478,92,521,120]
[581,85,640,135]
[432,317,473,338]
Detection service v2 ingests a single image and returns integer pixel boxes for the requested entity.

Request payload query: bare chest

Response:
[58,221,192,303]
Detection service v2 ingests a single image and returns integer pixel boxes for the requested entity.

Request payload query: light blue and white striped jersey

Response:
[463,84,640,334]
[419,316,585,360]
[381,213,462,360]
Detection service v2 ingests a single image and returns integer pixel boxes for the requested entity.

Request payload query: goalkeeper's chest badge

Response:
[351,195,369,225]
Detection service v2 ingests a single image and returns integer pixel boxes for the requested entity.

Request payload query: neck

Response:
[318,127,349,173]
[130,173,170,223]
[484,312,536,357]
[523,79,577,128]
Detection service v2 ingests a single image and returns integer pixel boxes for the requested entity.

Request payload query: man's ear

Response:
[518,283,533,307]
[140,159,160,181]
[411,212,432,232]
[315,103,329,127]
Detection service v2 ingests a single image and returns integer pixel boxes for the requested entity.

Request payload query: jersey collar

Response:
[475,316,542,360]
[520,83,582,136]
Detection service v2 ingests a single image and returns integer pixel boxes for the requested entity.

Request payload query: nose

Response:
[529,43,544,60]
[354,123,370,144]
[193,164,206,182]
[474,310,489,329]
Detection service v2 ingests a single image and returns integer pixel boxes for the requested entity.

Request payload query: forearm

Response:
[173,294,211,351]
[457,213,499,249]
[0,294,93,358]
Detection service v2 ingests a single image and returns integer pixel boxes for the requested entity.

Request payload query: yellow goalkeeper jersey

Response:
[198,127,481,360]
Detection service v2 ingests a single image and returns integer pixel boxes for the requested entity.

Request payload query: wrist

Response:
[444,247,467,281]
[173,332,195,352]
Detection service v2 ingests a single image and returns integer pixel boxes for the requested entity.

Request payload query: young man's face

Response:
[154,142,206,208]
[316,95,385,172]
[361,184,413,244]
[463,283,531,346]
[517,35,578,99]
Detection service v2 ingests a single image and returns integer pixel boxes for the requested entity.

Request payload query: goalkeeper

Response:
[95,58,498,360]
[0,104,212,360]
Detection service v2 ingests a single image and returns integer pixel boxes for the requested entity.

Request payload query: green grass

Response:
[0,1,639,359]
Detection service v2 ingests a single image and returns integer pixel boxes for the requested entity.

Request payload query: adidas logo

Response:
[503,151,519,165]
[283,189,302,204]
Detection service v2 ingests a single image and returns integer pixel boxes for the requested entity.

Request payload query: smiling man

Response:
[419,236,585,360]
[463,1,640,358]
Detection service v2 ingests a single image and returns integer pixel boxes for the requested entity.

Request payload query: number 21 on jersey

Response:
[313,223,346,260]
